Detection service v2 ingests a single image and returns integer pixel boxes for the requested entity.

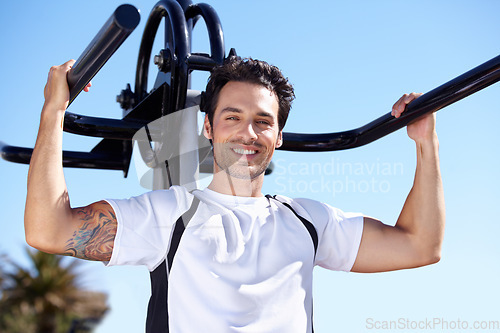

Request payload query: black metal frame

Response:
[1,0,500,176]
[282,54,500,151]
[66,4,141,106]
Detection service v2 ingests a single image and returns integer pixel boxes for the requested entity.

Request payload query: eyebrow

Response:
[220,107,274,119]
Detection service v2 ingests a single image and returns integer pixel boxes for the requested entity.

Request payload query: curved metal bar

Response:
[0,143,37,165]
[64,80,166,138]
[133,0,191,173]
[54,54,500,146]
[63,112,146,140]
[67,4,140,106]
[185,3,225,64]
[175,0,194,13]
[0,143,126,171]
[135,0,190,104]
[280,54,500,152]
[186,53,218,71]
[175,0,197,32]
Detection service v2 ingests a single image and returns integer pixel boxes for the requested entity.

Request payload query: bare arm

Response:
[63,201,117,261]
[351,93,445,273]
[24,60,116,261]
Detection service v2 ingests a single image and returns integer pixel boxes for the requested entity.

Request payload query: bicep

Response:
[350,217,425,273]
[63,200,117,261]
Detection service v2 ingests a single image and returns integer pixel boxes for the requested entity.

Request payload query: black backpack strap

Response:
[266,194,317,333]
[146,260,168,333]
[266,195,319,258]
[167,196,200,270]
[146,194,200,333]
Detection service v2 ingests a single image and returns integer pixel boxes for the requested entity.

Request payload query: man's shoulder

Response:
[107,186,196,224]
[272,194,324,208]
[150,186,196,210]
[109,185,191,209]
[270,194,331,223]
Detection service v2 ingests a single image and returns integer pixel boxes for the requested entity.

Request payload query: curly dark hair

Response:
[202,57,295,132]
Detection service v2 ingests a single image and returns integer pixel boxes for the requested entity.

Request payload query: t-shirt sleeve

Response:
[315,203,364,271]
[104,187,189,271]
[292,198,364,272]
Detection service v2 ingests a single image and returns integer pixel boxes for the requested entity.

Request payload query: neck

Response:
[207,169,264,197]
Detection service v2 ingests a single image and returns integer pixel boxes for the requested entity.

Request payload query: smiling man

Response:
[205,85,284,196]
[25,57,445,332]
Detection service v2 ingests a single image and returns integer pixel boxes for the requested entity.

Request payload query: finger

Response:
[44,60,75,100]
[396,94,415,117]
[392,94,409,118]
[83,81,92,92]
[392,93,423,118]
[403,92,422,105]
[55,59,76,77]
[391,96,402,116]
[48,60,76,81]
[64,59,76,69]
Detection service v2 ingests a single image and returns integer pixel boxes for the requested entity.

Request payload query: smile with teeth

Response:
[232,148,257,155]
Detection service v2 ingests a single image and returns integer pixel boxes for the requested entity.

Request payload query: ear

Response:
[203,114,213,140]
[276,130,283,148]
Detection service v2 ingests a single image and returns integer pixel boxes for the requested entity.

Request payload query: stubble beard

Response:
[213,141,270,180]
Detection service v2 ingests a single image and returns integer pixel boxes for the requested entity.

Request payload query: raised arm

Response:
[351,93,445,273]
[24,60,116,261]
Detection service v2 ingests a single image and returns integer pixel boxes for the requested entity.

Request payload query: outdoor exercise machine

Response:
[2,0,500,189]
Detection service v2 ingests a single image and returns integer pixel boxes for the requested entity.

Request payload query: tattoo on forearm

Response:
[64,201,117,261]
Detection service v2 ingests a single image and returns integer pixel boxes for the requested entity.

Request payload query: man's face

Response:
[204,81,283,180]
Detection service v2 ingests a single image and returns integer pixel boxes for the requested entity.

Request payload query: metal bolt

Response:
[154,54,163,68]
[116,84,135,110]
[154,49,173,73]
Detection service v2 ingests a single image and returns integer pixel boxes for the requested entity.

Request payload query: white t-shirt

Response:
[106,186,363,333]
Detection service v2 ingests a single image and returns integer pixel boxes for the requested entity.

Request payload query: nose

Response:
[237,120,258,143]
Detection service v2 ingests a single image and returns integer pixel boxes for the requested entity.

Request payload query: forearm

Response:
[25,105,73,251]
[351,96,444,273]
[396,133,445,261]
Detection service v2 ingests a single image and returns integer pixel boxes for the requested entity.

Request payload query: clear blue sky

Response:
[1,1,499,332]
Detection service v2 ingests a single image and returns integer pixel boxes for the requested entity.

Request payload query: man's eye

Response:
[257,120,270,125]
[226,116,238,120]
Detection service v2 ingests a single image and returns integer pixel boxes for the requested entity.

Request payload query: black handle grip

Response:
[280,53,500,152]
[67,4,140,106]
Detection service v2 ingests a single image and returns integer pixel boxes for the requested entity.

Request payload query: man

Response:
[25,57,445,332]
